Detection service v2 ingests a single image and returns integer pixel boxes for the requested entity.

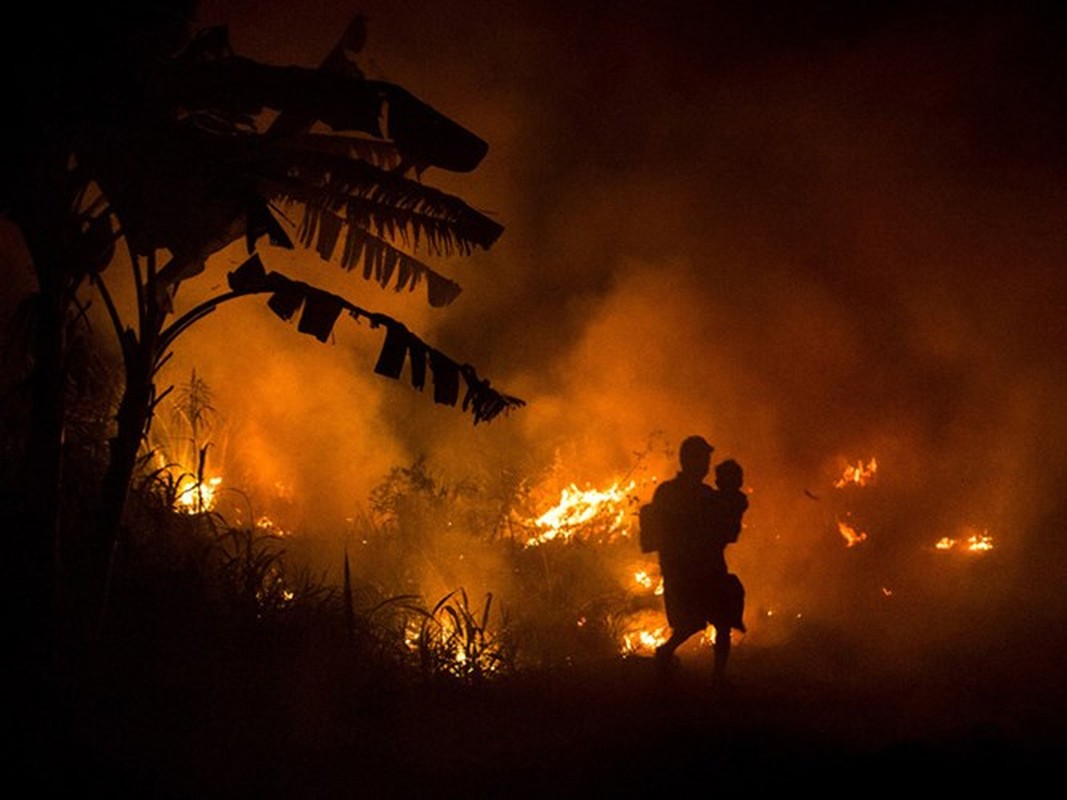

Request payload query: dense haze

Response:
[14,1,1061,651]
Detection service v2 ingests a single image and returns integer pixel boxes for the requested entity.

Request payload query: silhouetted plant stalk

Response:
[145,369,224,516]
[88,246,168,639]
[409,589,513,684]
[216,524,294,621]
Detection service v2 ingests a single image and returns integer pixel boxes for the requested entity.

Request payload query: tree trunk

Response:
[16,286,65,634]
[11,296,65,746]
[88,346,153,640]
[7,221,74,766]
[7,158,83,664]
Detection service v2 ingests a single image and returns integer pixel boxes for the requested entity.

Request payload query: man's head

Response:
[679,435,714,477]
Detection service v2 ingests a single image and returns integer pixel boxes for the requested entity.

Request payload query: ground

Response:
[33,623,1066,798]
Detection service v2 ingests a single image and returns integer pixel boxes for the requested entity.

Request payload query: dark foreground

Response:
[20,621,1067,799]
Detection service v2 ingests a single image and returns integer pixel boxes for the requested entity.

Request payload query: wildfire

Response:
[834,458,878,488]
[633,569,663,595]
[830,456,876,546]
[837,517,868,547]
[621,627,669,656]
[524,480,636,547]
[936,530,994,553]
[523,474,748,657]
[404,595,508,680]
[175,475,222,514]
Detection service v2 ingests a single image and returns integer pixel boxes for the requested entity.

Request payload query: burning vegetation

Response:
[523,480,637,548]
[135,392,1014,681]
[124,358,1017,687]
[834,458,878,488]
[935,530,995,553]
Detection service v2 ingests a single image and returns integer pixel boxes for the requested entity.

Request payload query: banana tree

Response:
[3,7,522,642]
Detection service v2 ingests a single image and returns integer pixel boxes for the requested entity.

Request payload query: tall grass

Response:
[346,454,664,677]
[408,588,514,683]
[86,370,668,689]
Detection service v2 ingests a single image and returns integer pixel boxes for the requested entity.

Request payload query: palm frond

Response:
[343,223,463,308]
[159,56,386,139]
[286,195,462,306]
[260,145,504,252]
[289,131,401,171]
[224,256,523,423]
[161,58,488,172]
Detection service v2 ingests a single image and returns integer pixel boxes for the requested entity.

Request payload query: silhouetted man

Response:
[652,435,747,681]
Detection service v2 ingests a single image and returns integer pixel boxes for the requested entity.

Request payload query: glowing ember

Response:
[632,568,664,596]
[524,480,636,547]
[837,518,868,547]
[256,515,291,537]
[834,458,878,488]
[634,569,663,592]
[175,476,222,514]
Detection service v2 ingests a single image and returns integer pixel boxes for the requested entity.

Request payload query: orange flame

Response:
[936,529,994,553]
[633,569,664,596]
[175,475,222,514]
[521,477,727,657]
[621,627,669,656]
[837,518,868,547]
[524,480,636,547]
[835,458,878,488]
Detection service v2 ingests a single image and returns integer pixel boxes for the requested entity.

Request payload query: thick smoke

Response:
[166,1,1067,655]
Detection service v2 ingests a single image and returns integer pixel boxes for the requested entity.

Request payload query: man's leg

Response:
[656,623,700,665]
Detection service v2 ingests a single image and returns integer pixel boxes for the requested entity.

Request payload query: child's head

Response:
[715,459,744,492]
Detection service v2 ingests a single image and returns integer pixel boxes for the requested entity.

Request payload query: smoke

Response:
[154,1,1067,655]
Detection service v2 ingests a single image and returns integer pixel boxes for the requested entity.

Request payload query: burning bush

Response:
[339,453,674,674]
[406,589,514,683]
